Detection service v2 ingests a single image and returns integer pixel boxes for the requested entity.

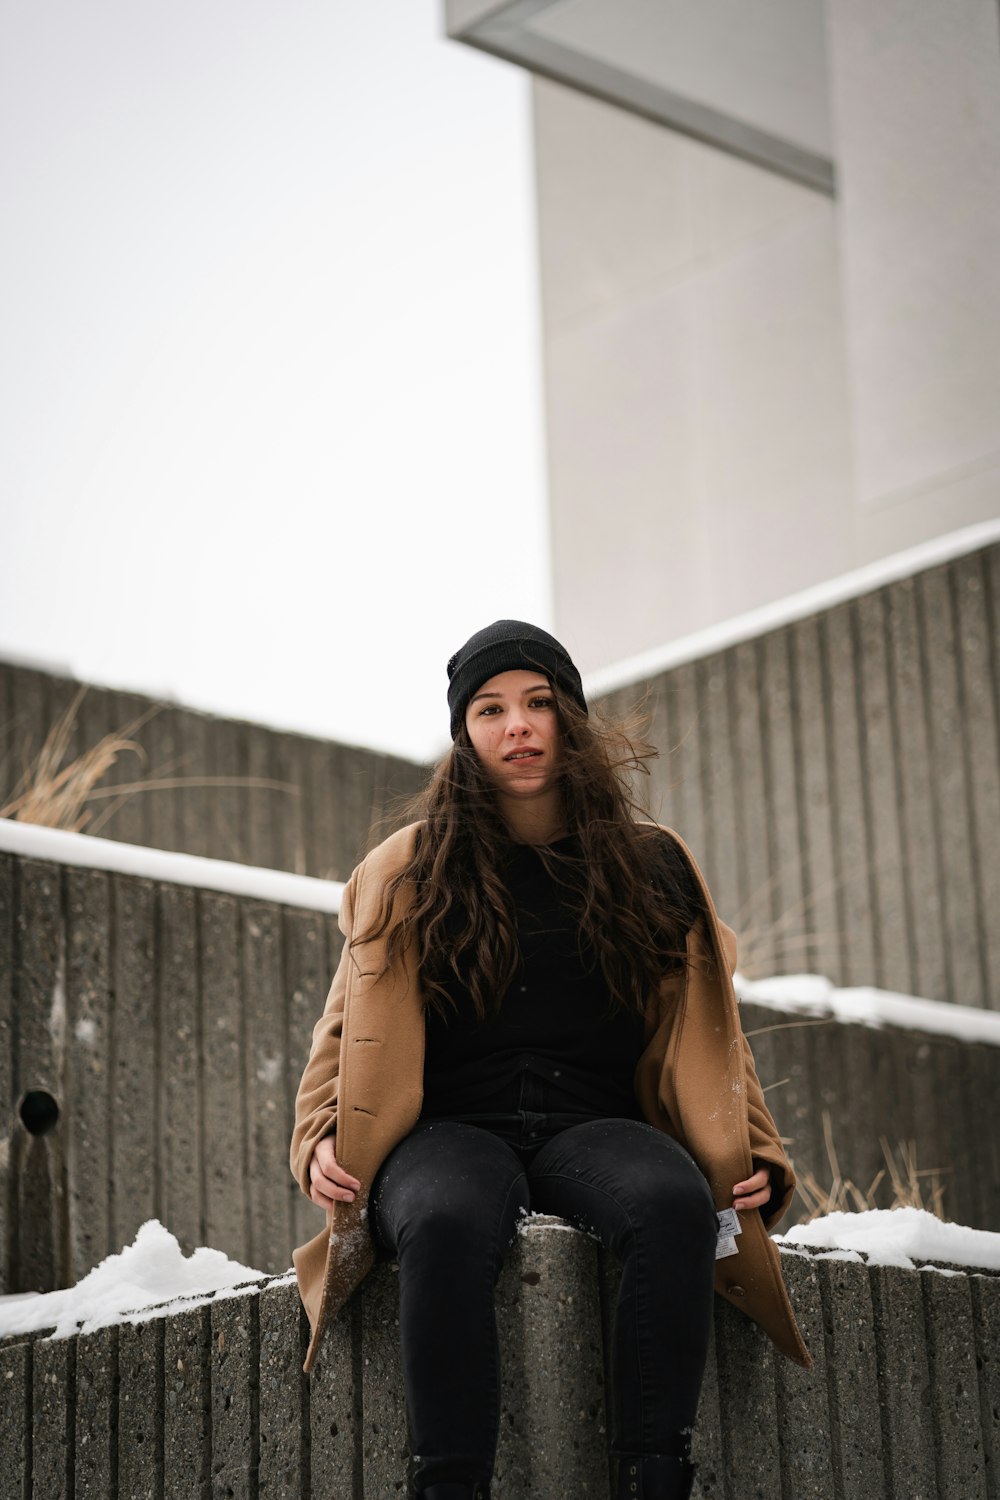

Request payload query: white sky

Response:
[0,0,549,764]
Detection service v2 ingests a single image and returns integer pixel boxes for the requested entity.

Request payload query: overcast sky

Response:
[0,0,548,764]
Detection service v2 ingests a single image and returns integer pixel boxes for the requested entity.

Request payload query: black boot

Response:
[617,1453,696,1500]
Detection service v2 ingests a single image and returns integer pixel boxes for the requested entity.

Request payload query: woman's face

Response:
[464,669,562,800]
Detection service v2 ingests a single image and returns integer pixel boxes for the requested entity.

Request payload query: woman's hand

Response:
[732,1163,772,1213]
[309,1135,362,1211]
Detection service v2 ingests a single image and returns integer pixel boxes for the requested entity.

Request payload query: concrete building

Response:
[446,0,1000,674]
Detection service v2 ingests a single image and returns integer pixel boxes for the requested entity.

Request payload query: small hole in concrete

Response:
[19,1090,60,1136]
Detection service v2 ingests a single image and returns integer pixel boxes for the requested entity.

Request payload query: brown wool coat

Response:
[290,822,812,1374]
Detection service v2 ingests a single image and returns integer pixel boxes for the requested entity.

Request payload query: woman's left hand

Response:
[732,1164,771,1212]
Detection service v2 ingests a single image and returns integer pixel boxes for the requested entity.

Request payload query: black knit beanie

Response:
[446,619,588,740]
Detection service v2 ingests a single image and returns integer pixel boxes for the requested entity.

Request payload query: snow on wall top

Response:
[0,816,343,913]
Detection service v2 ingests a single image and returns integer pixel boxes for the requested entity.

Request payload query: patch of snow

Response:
[736,971,1000,1048]
[0,818,343,914]
[50,945,66,1057]
[584,520,1000,698]
[776,1207,1000,1272]
[0,1221,268,1342]
[256,1055,283,1087]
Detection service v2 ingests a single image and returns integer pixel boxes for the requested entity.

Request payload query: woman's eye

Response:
[530,696,554,709]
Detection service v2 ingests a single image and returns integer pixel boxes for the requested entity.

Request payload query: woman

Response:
[291,620,809,1500]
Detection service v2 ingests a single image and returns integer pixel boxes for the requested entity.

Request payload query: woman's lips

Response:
[503,748,542,762]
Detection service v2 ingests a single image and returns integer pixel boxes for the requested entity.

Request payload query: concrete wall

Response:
[595,541,1000,1011]
[1,850,337,1295]
[4,840,998,1300]
[0,661,427,880]
[530,1,1000,675]
[2,1230,998,1498]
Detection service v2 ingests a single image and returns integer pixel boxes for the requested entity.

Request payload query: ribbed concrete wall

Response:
[2,1229,997,1499]
[596,541,1000,1011]
[740,999,999,1234]
[0,663,427,879]
[0,850,338,1296]
[3,845,998,1301]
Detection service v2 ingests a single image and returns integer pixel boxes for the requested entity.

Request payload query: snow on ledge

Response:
[4,1209,997,1347]
[0,1221,272,1342]
[583,520,1000,698]
[776,1207,1000,1274]
[735,971,1000,1048]
[0,817,343,914]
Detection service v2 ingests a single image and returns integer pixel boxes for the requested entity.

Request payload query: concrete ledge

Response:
[2,1222,998,1499]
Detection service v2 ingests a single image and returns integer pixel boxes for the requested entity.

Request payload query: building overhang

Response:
[444,0,835,194]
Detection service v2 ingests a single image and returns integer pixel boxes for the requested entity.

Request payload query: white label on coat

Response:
[716,1207,742,1258]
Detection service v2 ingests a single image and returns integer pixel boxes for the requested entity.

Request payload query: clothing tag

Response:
[715,1207,742,1259]
[717,1207,742,1239]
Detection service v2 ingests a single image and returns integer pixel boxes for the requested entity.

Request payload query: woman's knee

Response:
[628,1136,716,1234]
[531,1120,717,1247]
[371,1121,529,1258]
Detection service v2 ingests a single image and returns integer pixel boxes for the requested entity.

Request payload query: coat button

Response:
[728,1284,745,1298]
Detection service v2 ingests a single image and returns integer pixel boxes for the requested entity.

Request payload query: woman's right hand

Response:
[308,1135,362,1210]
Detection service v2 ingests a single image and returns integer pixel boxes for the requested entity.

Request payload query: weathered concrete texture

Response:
[33,1335,74,1500]
[0,658,427,877]
[308,1294,361,1500]
[4,1241,998,1500]
[117,1316,163,1499]
[211,1294,258,1500]
[498,1219,608,1497]
[970,1274,1000,1500]
[0,1338,30,1500]
[715,1297,781,1500]
[163,1304,212,1498]
[922,1269,988,1499]
[816,1255,886,1498]
[868,1263,935,1499]
[774,1255,834,1500]
[601,542,1000,1014]
[74,1324,117,1497]
[258,1285,308,1498]
[360,1263,410,1497]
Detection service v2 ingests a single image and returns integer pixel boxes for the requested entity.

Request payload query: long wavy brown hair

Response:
[354,688,705,1019]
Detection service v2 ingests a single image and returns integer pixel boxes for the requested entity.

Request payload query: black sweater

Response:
[421,830,703,1119]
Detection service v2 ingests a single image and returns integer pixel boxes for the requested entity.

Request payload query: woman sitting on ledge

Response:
[291,620,809,1500]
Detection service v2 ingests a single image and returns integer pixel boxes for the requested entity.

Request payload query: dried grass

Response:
[1,685,299,836]
[729,865,846,981]
[792,1109,947,1222]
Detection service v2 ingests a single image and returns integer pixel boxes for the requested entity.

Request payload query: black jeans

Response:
[368,1105,718,1493]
